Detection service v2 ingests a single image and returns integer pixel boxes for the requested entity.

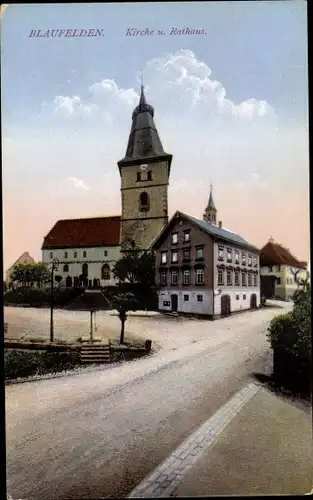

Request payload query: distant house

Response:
[151,188,261,318]
[5,251,36,286]
[41,216,121,288]
[260,238,308,301]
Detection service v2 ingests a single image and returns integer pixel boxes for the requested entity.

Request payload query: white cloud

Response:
[53,96,99,117]
[66,176,90,190]
[42,49,276,124]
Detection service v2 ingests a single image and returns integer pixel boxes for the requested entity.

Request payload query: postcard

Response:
[2,2,311,499]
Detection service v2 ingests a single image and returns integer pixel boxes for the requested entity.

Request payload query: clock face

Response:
[140,164,148,172]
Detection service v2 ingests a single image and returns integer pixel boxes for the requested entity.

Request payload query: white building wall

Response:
[158,289,214,315]
[214,288,260,315]
[42,246,121,287]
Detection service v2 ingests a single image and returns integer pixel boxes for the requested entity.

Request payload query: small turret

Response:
[203,184,217,224]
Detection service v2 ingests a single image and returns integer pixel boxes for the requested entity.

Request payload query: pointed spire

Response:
[118,80,172,171]
[207,183,216,211]
[203,183,217,223]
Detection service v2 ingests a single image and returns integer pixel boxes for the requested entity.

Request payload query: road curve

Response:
[6,304,290,499]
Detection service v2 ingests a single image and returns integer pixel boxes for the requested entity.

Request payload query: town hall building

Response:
[151,187,261,318]
[42,85,172,287]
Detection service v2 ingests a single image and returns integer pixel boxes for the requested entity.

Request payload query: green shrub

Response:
[4,349,81,380]
[267,312,297,352]
[267,280,311,362]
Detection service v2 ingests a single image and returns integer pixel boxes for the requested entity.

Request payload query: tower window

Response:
[137,172,141,182]
[139,192,150,212]
[147,170,152,181]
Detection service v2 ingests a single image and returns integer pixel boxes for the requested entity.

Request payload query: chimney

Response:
[218,221,222,228]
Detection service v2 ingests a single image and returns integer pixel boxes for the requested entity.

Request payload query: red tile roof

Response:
[42,216,121,249]
[260,241,306,269]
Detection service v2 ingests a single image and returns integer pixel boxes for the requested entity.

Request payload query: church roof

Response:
[152,210,260,252]
[42,216,121,249]
[260,240,307,269]
[118,85,172,170]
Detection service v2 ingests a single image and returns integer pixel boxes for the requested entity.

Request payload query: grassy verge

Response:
[4,348,81,380]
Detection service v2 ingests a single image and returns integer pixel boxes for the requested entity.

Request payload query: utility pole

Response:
[50,258,59,343]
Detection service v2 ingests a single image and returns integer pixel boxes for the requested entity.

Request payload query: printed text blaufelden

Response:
[29,29,105,38]
[125,27,207,36]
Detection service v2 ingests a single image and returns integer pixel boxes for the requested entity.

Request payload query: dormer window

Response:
[139,191,150,212]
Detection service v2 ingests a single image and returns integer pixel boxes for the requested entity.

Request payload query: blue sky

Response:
[1,1,309,272]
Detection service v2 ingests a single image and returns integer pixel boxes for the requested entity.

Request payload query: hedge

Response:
[4,349,81,380]
[267,280,311,396]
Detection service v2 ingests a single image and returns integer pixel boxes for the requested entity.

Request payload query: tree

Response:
[113,245,155,286]
[10,263,50,289]
[110,292,139,344]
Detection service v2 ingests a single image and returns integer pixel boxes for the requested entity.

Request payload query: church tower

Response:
[203,184,217,223]
[118,84,172,250]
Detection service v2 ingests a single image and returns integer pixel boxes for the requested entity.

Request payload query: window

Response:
[137,172,141,182]
[197,295,203,302]
[104,250,108,257]
[226,269,232,286]
[196,268,204,284]
[196,246,204,260]
[242,253,246,265]
[50,252,53,259]
[218,268,224,286]
[183,248,190,261]
[171,270,178,285]
[227,248,232,262]
[161,252,167,264]
[63,264,69,273]
[235,251,239,264]
[82,263,88,276]
[184,230,190,243]
[276,277,281,285]
[172,233,178,245]
[183,294,189,302]
[253,256,258,267]
[218,246,224,261]
[163,301,170,307]
[183,269,190,285]
[74,251,77,258]
[64,251,68,259]
[248,273,252,286]
[254,274,257,287]
[276,265,281,272]
[235,270,240,286]
[248,254,252,266]
[139,191,150,212]
[83,251,87,258]
[236,294,240,300]
[268,266,273,272]
[171,250,178,263]
[160,270,167,285]
[242,271,246,287]
[101,264,110,280]
[147,170,152,181]
[243,293,246,300]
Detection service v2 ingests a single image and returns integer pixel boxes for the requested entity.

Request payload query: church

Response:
[41,85,172,288]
